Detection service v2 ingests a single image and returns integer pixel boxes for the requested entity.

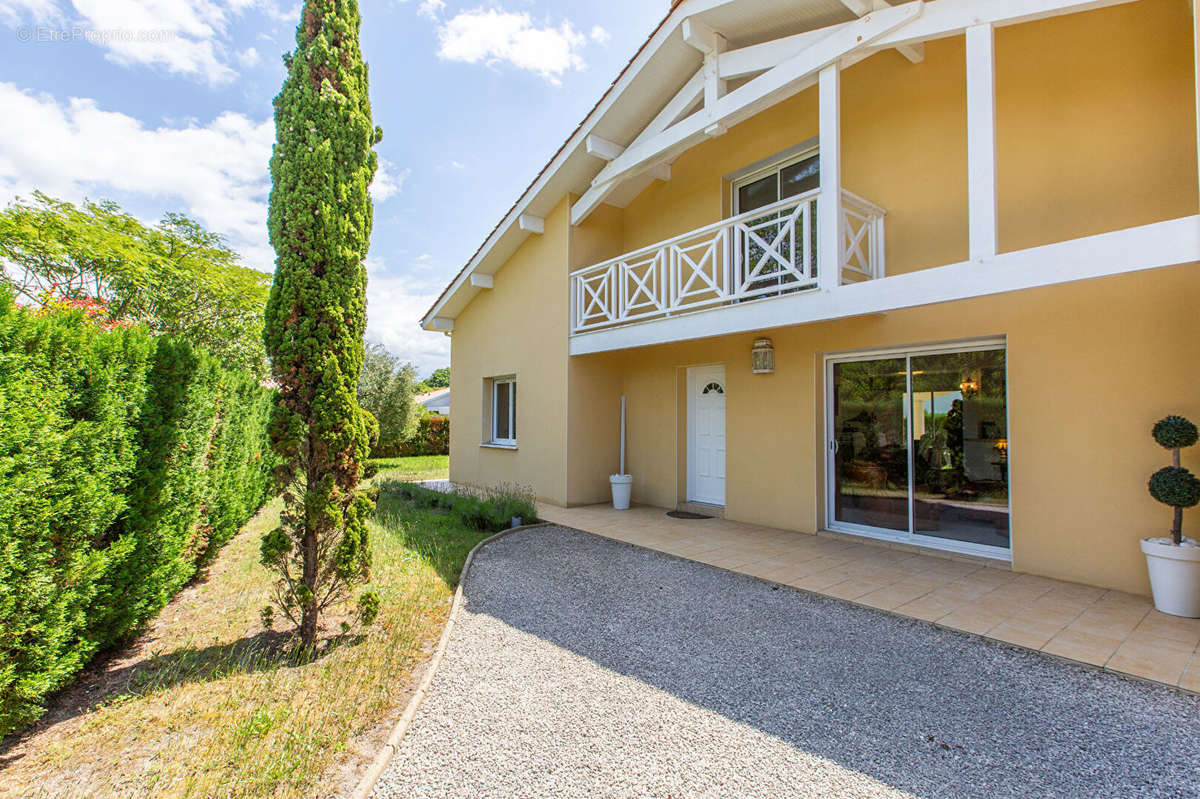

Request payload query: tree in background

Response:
[423,366,449,389]
[0,192,270,371]
[358,343,418,457]
[261,0,381,648]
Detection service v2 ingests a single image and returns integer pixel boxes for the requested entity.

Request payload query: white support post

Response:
[966,23,998,261]
[703,42,728,120]
[817,64,842,292]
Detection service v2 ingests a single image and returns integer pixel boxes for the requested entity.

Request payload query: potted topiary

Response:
[1141,415,1200,617]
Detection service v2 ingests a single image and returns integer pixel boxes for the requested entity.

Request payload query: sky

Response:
[0,0,665,376]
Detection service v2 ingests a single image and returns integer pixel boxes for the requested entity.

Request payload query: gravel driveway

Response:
[372,525,1200,799]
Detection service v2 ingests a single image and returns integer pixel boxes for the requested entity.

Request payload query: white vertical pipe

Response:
[620,395,627,475]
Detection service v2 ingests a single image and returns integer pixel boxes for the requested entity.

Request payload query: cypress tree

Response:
[261,0,381,648]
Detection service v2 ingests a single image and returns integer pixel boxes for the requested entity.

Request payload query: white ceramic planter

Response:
[1141,537,1200,617]
[610,474,633,510]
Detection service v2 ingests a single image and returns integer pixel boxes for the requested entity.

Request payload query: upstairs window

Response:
[730,145,821,296]
[490,377,516,446]
[733,149,820,215]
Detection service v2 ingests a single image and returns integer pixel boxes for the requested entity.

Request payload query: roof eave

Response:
[418,1,706,331]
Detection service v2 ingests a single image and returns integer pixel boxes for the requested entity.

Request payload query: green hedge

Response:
[0,295,274,736]
[397,415,449,457]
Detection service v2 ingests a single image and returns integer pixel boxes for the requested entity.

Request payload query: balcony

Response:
[569,188,886,337]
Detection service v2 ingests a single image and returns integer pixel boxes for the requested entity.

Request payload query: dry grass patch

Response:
[0,457,482,799]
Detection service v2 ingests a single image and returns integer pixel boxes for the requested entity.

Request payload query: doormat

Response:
[667,510,713,520]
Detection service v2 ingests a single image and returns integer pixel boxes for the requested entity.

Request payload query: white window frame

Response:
[489,377,517,447]
[729,139,820,215]
[823,337,1012,563]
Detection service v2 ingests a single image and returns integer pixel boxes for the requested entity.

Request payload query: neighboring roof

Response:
[419,0,860,330]
[416,388,450,413]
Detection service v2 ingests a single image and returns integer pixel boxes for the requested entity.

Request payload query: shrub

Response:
[0,292,274,735]
[398,415,449,457]
[1148,415,1200,545]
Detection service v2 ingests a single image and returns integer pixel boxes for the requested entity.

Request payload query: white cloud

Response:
[435,8,589,85]
[3,0,271,85]
[364,255,451,374]
[416,0,443,21]
[0,0,58,25]
[371,161,408,203]
[236,45,260,67]
[0,81,414,277]
[589,25,610,46]
[0,82,277,269]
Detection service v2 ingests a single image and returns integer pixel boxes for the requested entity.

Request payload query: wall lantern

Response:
[751,337,775,374]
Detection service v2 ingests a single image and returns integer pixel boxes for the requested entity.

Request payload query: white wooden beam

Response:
[430,317,455,332]
[469,273,494,288]
[569,216,1200,355]
[647,163,672,182]
[682,18,724,54]
[817,64,842,292]
[966,23,998,261]
[895,42,925,63]
[847,0,928,63]
[572,71,706,225]
[632,70,705,148]
[572,2,922,225]
[866,0,1135,52]
[718,28,832,80]
[518,214,545,234]
[585,134,625,161]
[698,22,728,118]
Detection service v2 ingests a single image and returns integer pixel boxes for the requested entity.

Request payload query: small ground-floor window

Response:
[489,376,517,446]
[826,340,1010,559]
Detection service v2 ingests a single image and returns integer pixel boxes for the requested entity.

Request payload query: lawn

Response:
[0,456,483,799]
[368,454,449,482]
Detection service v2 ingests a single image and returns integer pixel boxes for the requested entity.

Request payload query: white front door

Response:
[687,365,726,506]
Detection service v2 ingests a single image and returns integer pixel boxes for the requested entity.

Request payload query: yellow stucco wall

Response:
[619,0,1197,273]
[448,198,571,503]
[566,203,627,505]
[604,264,1200,596]
[446,0,1199,593]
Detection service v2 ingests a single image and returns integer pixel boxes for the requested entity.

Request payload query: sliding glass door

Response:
[827,342,1010,557]
[830,357,910,532]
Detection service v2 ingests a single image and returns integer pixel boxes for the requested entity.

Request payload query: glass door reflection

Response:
[910,350,1010,549]
[832,358,910,532]
[828,345,1011,555]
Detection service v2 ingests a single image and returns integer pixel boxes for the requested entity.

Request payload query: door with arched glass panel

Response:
[687,365,726,506]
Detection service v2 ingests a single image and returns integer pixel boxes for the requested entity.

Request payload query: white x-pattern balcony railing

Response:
[569,188,885,335]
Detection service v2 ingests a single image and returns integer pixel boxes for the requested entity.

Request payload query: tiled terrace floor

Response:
[538,502,1200,693]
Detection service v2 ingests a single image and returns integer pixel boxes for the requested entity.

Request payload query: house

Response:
[420,0,1200,597]
[416,388,451,417]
